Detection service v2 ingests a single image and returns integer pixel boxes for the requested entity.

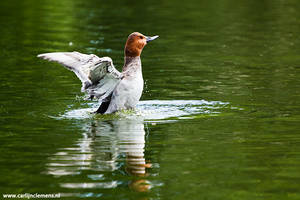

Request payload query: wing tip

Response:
[37,53,46,58]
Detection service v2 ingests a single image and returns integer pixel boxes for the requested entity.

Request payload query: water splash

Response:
[58,100,231,122]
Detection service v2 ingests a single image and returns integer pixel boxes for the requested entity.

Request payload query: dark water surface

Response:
[1,0,300,199]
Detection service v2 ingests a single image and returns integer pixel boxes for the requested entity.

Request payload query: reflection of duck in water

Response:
[46,118,151,193]
[38,32,158,114]
[110,120,152,192]
[91,119,152,192]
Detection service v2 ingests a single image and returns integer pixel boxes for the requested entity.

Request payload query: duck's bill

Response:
[146,35,159,43]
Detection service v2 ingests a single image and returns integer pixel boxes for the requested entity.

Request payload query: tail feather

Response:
[95,101,111,114]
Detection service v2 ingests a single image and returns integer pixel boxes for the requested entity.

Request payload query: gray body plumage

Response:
[106,57,143,113]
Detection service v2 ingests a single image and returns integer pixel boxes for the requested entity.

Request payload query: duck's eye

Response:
[139,36,144,39]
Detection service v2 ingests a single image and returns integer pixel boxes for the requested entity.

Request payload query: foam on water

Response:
[57,100,231,122]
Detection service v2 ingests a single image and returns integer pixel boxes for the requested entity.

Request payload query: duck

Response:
[37,32,159,114]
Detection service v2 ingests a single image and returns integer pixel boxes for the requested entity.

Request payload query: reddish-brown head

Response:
[124,32,159,57]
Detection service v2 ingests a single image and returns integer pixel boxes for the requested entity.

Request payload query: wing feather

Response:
[37,51,122,101]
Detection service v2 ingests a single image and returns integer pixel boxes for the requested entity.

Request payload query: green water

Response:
[1,0,300,199]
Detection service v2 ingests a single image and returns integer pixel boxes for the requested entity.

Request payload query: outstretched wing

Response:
[37,51,122,101]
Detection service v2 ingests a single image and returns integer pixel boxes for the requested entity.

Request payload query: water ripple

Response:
[58,99,232,121]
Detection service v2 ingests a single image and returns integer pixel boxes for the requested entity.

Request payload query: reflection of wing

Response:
[37,52,122,101]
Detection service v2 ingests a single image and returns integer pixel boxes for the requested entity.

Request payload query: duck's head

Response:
[124,32,159,57]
